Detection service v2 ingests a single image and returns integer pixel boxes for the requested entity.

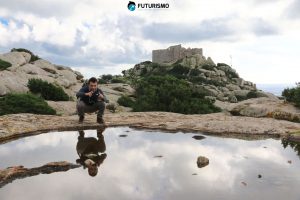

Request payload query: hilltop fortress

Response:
[152,44,202,64]
[152,44,214,66]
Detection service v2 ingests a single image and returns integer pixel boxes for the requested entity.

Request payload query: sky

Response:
[0,0,300,85]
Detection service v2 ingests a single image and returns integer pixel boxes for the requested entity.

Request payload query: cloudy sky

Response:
[0,0,300,85]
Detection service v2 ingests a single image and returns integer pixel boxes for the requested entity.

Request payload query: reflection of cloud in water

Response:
[0,127,300,200]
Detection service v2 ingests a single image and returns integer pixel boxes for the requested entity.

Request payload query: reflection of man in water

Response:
[76,128,107,177]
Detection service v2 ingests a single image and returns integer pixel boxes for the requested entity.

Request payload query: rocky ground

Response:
[0,161,80,188]
[1,112,300,144]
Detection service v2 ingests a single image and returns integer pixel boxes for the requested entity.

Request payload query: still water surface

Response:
[0,127,299,200]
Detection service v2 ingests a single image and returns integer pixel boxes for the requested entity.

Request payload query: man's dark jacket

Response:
[76,86,108,105]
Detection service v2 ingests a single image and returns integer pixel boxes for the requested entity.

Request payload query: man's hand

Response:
[85,91,93,97]
[98,94,104,100]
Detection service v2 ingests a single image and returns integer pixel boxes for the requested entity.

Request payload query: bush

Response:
[11,48,40,62]
[282,84,300,107]
[189,68,201,76]
[101,74,113,82]
[132,75,221,114]
[168,64,190,76]
[111,77,126,83]
[0,59,12,71]
[98,78,107,84]
[28,78,70,101]
[0,93,56,116]
[117,95,135,107]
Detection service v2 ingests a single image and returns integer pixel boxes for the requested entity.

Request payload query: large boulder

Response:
[215,97,300,122]
[0,52,31,68]
[0,51,84,97]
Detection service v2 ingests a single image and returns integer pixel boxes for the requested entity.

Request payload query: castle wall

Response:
[152,44,203,64]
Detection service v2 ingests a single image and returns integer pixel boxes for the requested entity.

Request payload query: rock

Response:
[206,57,215,66]
[0,51,84,97]
[0,52,31,68]
[229,95,238,103]
[197,156,209,168]
[255,90,278,100]
[232,78,244,86]
[0,161,80,188]
[74,71,84,80]
[258,174,262,178]
[230,104,269,117]
[2,112,300,142]
[226,97,300,122]
[0,70,29,96]
[192,135,206,140]
[241,181,247,186]
[204,96,217,102]
[226,84,241,91]
[46,101,77,116]
[204,86,219,96]
[233,90,250,99]
[106,103,117,113]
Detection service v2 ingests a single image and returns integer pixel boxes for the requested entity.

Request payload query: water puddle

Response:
[0,127,299,200]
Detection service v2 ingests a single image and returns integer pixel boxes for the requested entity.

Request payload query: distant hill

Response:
[122,56,274,103]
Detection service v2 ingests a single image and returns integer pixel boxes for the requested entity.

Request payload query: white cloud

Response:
[0,0,299,84]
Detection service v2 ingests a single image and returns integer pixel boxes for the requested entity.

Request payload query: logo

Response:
[128,1,136,11]
[127,1,170,11]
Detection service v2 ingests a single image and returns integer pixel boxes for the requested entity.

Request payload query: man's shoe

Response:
[79,115,84,123]
[97,116,106,125]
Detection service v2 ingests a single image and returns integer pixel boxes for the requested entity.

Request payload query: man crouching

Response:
[76,77,108,124]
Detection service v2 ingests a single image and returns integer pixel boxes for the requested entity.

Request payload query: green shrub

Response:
[0,93,56,116]
[11,48,40,62]
[27,78,70,101]
[168,64,190,76]
[189,68,201,76]
[111,77,126,83]
[282,84,300,107]
[0,59,12,71]
[117,95,135,107]
[101,74,113,81]
[132,75,221,114]
[98,78,108,84]
[140,61,152,65]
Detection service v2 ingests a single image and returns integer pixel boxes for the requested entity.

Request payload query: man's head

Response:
[88,77,98,92]
[88,164,98,177]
